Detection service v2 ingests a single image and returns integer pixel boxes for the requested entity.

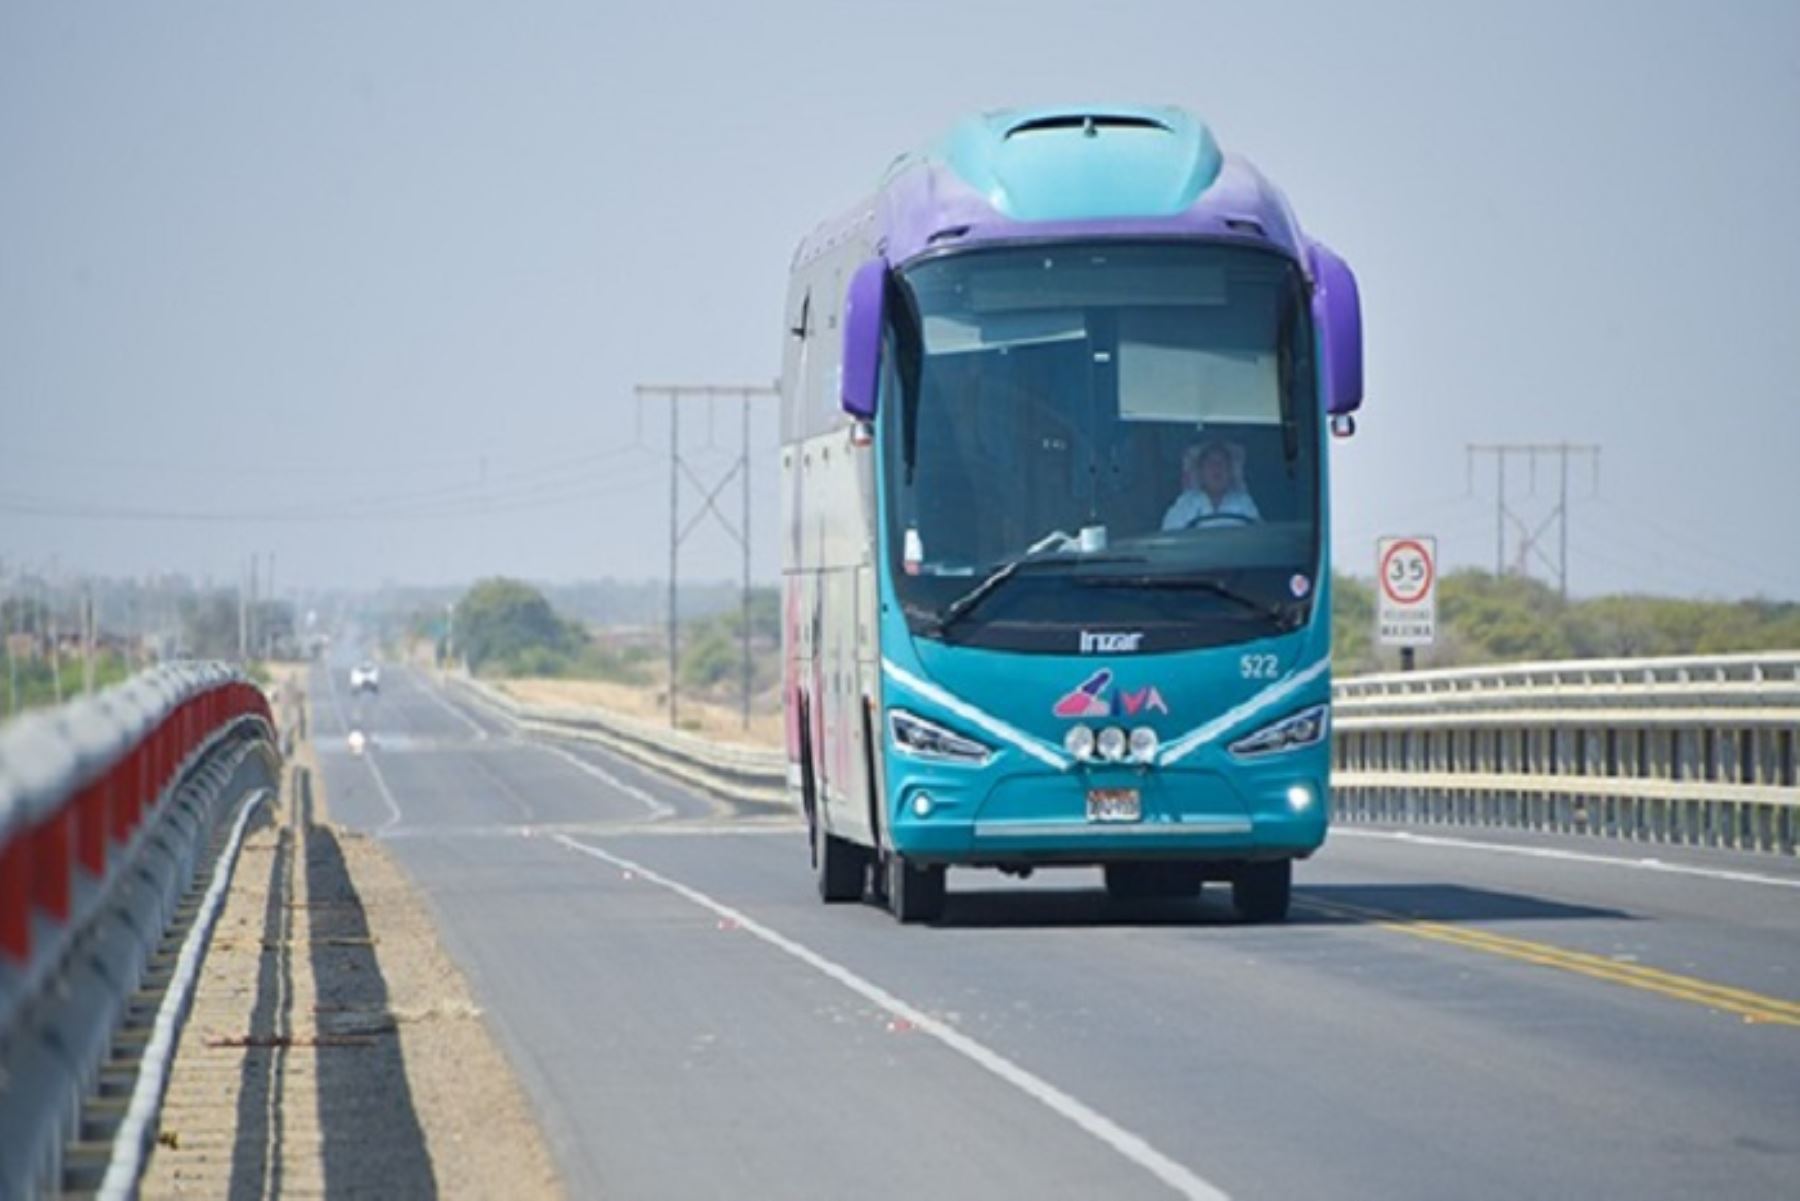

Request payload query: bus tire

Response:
[816,820,866,903]
[1231,859,1292,923]
[887,855,946,924]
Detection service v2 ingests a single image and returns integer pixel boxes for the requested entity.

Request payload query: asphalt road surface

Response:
[310,663,1800,1201]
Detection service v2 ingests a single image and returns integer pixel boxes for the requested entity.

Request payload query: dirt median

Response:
[139,679,561,1199]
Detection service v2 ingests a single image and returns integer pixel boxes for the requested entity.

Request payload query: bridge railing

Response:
[455,652,1800,856]
[0,664,280,1200]
[1331,652,1800,854]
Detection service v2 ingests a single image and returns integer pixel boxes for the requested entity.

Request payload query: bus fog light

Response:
[913,793,934,817]
[1128,726,1159,763]
[1097,726,1128,762]
[1287,784,1314,812]
[1064,725,1096,761]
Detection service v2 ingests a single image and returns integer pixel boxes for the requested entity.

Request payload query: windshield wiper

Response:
[932,532,1142,636]
[1076,573,1301,629]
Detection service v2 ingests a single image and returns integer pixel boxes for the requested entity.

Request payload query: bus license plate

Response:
[1086,789,1141,823]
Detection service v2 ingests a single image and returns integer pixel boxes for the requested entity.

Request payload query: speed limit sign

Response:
[1377,536,1436,647]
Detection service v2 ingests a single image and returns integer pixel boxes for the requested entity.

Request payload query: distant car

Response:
[349,662,381,694]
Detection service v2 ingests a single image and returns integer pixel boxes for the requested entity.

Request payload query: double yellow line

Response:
[1300,897,1800,1028]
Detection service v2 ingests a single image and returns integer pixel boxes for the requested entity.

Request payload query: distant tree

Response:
[453,578,584,674]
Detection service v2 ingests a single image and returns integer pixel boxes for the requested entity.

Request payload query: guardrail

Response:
[449,675,785,805]
[1332,652,1800,855]
[0,664,279,1201]
[456,653,1800,856]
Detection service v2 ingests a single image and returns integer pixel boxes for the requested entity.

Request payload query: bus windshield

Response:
[884,241,1320,654]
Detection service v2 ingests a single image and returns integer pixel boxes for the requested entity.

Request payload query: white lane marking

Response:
[411,666,490,740]
[554,834,1229,1201]
[538,742,675,821]
[1334,827,1800,890]
[445,677,525,729]
[365,748,406,833]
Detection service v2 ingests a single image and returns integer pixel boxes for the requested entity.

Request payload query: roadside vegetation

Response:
[449,577,656,683]
[2,649,135,717]
[444,572,1800,694]
[1335,570,1800,675]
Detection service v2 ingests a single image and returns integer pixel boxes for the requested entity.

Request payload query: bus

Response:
[778,106,1363,923]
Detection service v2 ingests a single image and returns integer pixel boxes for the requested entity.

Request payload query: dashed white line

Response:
[1334,827,1800,890]
[553,833,1229,1201]
[364,747,406,833]
[537,742,675,821]
[410,667,491,740]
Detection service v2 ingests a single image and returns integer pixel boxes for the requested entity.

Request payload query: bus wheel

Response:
[1231,859,1292,923]
[815,820,866,903]
[1104,863,1202,902]
[886,855,946,924]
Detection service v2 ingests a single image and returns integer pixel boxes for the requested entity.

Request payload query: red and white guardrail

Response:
[0,662,279,1200]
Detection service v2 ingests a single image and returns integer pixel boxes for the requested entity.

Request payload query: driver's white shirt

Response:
[1161,488,1261,531]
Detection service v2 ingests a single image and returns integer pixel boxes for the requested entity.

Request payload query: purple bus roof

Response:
[795,108,1314,278]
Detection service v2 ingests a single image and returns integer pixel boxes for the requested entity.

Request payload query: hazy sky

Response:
[3,1,1797,599]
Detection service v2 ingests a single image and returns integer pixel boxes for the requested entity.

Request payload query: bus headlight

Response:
[1096,726,1129,762]
[890,709,993,765]
[1229,704,1330,758]
[1064,725,1096,761]
[1128,726,1159,763]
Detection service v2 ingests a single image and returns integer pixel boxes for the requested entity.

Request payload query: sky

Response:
[2,0,1797,599]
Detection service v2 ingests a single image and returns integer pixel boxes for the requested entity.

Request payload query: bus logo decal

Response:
[1079,630,1143,654]
[1053,670,1114,718]
[1120,686,1169,716]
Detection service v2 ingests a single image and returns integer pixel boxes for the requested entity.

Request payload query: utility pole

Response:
[46,573,62,705]
[638,383,778,731]
[668,397,679,728]
[742,392,753,731]
[266,551,277,658]
[81,583,95,696]
[1467,442,1601,599]
[238,560,249,662]
[2,559,16,718]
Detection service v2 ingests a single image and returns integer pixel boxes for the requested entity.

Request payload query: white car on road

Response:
[349,662,381,694]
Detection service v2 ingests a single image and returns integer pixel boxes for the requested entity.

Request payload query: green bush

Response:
[454,578,586,675]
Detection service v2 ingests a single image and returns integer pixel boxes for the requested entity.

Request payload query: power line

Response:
[0,450,662,524]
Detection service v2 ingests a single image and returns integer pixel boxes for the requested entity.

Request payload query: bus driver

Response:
[1161,439,1261,531]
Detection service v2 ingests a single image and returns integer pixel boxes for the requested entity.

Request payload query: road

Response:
[311,663,1800,1200]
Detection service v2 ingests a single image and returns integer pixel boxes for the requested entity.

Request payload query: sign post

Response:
[1376,536,1437,670]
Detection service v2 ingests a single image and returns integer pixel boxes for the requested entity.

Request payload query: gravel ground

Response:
[139,677,561,1199]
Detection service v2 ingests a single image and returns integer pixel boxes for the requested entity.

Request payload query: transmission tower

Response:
[1466,442,1601,599]
[639,383,778,731]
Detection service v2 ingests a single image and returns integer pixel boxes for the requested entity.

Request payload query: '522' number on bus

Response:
[1240,654,1279,680]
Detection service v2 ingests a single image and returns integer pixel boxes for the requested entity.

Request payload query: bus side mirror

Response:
[840,258,886,421]
[1308,241,1363,423]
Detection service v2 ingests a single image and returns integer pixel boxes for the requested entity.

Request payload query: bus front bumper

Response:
[884,762,1327,867]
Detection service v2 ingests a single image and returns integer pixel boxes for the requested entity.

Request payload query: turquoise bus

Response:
[778,107,1363,922]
